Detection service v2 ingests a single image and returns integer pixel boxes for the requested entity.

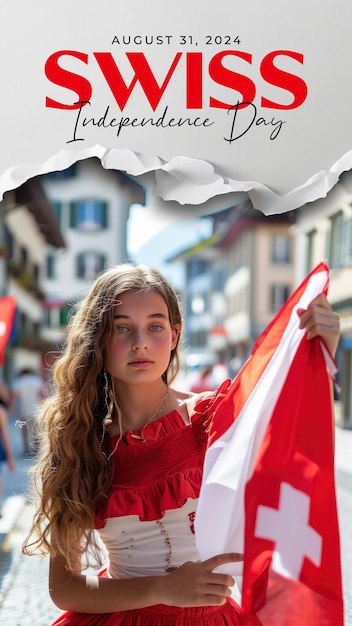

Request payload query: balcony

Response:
[8,259,45,300]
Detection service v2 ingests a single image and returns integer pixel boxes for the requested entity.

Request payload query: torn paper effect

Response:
[2,146,352,215]
[2,0,352,214]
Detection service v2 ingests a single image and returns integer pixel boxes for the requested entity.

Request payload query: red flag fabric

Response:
[195,263,344,625]
[0,296,16,365]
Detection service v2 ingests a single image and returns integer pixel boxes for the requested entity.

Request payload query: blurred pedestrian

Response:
[12,368,43,454]
[0,381,15,515]
[188,364,216,392]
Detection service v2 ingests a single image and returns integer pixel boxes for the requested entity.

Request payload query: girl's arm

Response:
[49,551,242,613]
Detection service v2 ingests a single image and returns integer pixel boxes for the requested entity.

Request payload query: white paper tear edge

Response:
[2,145,352,215]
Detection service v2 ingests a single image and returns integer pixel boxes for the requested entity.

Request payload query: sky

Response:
[127,205,213,289]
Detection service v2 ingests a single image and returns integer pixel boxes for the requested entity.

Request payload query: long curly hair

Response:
[22,264,183,571]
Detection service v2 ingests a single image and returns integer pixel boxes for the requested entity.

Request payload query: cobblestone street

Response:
[0,503,61,625]
[0,422,351,625]
[336,466,352,626]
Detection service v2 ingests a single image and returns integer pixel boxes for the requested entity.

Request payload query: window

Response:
[33,320,40,338]
[46,254,55,279]
[43,307,60,330]
[306,229,317,274]
[187,259,208,279]
[328,212,343,269]
[211,266,225,290]
[272,235,291,263]
[76,252,106,280]
[51,201,62,227]
[339,215,352,267]
[4,226,14,257]
[60,303,74,327]
[270,284,290,312]
[70,200,108,231]
[189,329,208,350]
[20,246,28,267]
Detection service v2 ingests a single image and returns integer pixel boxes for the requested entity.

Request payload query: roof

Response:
[15,178,66,248]
[167,232,221,262]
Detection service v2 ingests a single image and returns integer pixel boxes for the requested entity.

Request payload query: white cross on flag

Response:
[195,262,344,625]
[0,296,16,365]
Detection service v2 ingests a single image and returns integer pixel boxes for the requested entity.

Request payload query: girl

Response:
[22,264,340,625]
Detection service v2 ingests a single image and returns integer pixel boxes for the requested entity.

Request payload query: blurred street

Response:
[0,414,351,626]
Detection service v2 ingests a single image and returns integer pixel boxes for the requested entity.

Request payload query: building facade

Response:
[169,202,296,376]
[294,170,352,427]
[0,177,65,379]
[39,158,145,356]
[221,205,295,372]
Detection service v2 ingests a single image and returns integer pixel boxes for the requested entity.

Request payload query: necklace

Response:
[128,388,169,441]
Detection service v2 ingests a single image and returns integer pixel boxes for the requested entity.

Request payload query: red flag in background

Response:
[0,296,16,365]
[195,263,344,625]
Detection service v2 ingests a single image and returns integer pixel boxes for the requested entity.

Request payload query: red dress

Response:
[51,382,242,625]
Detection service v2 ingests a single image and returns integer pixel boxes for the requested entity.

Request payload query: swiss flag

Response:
[0,296,16,365]
[195,263,344,625]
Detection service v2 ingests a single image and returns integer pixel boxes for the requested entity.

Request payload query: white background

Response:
[1,0,352,213]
